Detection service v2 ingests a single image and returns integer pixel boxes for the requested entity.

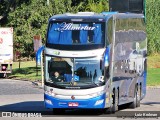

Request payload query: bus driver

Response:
[51,71,64,82]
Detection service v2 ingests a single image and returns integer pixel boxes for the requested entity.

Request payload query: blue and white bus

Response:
[43,11,147,114]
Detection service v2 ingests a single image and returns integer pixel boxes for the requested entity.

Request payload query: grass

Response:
[8,54,160,86]
[8,61,41,81]
[147,54,160,68]
[147,54,160,86]
[147,68,160,86]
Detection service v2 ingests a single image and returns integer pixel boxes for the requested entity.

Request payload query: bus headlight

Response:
[45,99,53,105]
[89,91,104,98]
[45,90,56,97]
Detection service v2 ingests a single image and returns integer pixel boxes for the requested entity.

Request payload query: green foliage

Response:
[146,0,160,55]
[7,1,48,57]
[85,0,109,13]
[9,61,41,81]
[5,0,76,57]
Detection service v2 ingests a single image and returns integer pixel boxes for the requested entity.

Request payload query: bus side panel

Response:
[111,16,147,105]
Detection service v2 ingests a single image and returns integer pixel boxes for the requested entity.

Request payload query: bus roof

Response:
[48,12,144,22]
[49,12,113,22]
[113,13,144,19]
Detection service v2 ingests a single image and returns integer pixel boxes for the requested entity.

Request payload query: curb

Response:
[147,86,160,89]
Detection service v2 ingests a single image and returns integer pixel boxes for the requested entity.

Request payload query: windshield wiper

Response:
[93,82,99,86]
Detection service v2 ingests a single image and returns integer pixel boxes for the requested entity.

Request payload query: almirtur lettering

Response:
[56,23,96,31]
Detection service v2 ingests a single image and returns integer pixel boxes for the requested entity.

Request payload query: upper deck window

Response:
[47,22,104,46]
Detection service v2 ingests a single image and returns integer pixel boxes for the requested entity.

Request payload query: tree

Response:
[85,0,109,13]
[7,0,76,58]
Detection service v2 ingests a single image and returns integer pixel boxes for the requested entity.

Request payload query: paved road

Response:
[0,79,159,119]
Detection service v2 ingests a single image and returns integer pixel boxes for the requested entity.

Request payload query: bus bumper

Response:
[44,93,106,109]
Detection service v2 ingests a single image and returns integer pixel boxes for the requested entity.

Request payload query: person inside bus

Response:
[73,39,79,44]
[51,71,64,82]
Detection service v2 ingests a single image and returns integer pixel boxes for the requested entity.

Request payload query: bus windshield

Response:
[46,56,105,89]
[46,22,105,50]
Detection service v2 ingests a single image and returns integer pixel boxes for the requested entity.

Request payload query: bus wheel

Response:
[104,107,112,114]
[105,89,119,114]
[112,89,119,112]
[53,108,66,115]
[129,85,140,108]
[136,85,141,107]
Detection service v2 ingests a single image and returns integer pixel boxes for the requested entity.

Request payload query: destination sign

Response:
[55,22,96,31]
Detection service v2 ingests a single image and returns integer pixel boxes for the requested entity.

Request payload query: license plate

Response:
[68,102,79,107]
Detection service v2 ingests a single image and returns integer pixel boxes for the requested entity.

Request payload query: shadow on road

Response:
[0,101,105,116]
[141,102,160,106]
[0,101,52,115]
[0,101,128,116]
[0,101,110,116]
[0,101,159,117]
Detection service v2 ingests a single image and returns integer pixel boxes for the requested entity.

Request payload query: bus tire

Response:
[129,85,139,108]
[53,108,66,115]
[105,89,119,114]
[112,89,119,112]
[136,85,141,107]
[104,107,112,114]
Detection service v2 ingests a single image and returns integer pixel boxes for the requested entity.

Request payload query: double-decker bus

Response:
[42,11,147,114]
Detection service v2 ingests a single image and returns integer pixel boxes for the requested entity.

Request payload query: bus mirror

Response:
[100,59,102,70]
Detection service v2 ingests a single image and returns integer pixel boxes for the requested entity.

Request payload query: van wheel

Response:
[0,73,7,78]
[3,73,7,78]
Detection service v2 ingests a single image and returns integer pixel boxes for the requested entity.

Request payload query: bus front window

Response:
[46,57,105,88]
[47,22,105,50]
[74,58,104,84]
